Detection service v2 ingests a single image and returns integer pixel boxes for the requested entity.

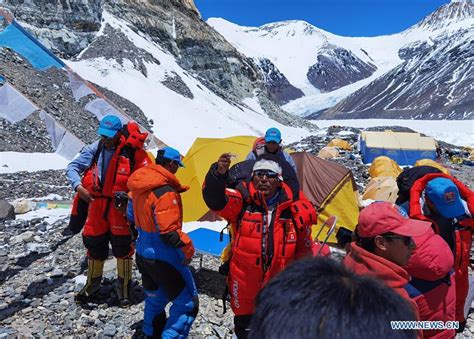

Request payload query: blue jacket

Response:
[66,140,116,190]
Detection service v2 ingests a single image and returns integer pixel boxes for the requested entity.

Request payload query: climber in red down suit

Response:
[203,153,316,338]
[66,115,151,307]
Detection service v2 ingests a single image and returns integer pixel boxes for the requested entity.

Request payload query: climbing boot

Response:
[116,257,133,308]
[75,258,104,304]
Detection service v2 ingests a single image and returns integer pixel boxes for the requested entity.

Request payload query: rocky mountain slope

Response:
[0,47,151,153]
[306,46,377,92]
[0,0,314,154]
[0,0,310,131]
[320,0,473,120]
[209,0,474,120]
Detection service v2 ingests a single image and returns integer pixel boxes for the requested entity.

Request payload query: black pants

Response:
[234,315,253,339]
[136,255,187,299]
[135,254,198,337]
[83,232,132,260]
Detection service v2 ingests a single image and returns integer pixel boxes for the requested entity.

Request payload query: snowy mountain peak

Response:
[208,18,326,40]
[416,0,473,31]
[259,20,325,38]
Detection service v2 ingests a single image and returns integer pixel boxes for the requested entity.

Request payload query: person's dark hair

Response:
[155,149,172,166]
[249,257,417,339]
[355,229,376,252]
[355,229,401,253]
[336,226,353,249]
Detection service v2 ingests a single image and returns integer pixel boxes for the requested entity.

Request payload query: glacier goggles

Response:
[253,169,279,179]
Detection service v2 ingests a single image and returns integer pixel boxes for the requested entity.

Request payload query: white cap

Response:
[252,159,283,175]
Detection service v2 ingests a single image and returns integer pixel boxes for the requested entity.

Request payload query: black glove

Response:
[114,191,129,209]
[218,261,230,276]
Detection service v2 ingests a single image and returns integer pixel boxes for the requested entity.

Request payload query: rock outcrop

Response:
[307,46,376,92]
[1,0,311,128]
[255,57,304,105]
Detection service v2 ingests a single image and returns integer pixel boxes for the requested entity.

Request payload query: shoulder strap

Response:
[120,145,137,170]
[153,185,176,199]
[90,142,103,168]
[235,182,253,229]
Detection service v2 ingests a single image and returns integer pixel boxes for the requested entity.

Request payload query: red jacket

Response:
[405,227,456,338]
[82,139,150,198]
[409,173,474,324]
[203,165,315,316]
[344,242,420,318]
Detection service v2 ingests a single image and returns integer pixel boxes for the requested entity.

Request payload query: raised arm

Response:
[202,153,243,223]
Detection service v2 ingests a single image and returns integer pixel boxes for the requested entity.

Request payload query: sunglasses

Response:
[100,135,115,141]
[253,170,279,179]
[382,235,412,246]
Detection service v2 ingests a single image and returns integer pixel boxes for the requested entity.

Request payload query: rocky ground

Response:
[0,48,152,153]
[0,202,473,338]
[0,170,72,201]
[1,126,473,338]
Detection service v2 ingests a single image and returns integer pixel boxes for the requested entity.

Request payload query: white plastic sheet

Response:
[85,98,128,124]
[38,110,85,160]
[147,134,167,150]
[0,82,38,123]
[67,70,94,102]
[39,111,66,149]
[464,275,474,319]
[55,131,85,160]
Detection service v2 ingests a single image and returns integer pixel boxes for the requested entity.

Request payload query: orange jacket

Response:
[127,164,194,259]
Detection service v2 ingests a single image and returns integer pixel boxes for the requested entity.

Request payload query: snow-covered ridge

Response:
[67,11,312,152]
[207,0,473,117]
[416,0,473,31]
[207,17,405,113]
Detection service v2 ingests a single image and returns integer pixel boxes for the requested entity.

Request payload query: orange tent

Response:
[327,138,352,151]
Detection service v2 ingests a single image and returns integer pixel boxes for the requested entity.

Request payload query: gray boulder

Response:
[0,199,15,221]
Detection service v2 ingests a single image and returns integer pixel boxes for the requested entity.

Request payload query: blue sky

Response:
[194,0,451,36]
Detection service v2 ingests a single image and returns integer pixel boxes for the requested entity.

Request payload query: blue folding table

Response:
[187,228,230,271]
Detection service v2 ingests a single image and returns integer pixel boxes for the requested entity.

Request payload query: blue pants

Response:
[136,254,198,338]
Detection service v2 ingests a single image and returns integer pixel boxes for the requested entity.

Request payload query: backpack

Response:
[118,121,148,170]
[68,121,148,234]
[396,166,442,205]
[252,136,266,158]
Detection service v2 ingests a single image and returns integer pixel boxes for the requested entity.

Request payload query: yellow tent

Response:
[362,176,399,203]
[368,156,402,178]
[317,146,340,159]
[414,159,449,174]
[177,136,256,222]
[327,138,352,151]
[291,152,359,244]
